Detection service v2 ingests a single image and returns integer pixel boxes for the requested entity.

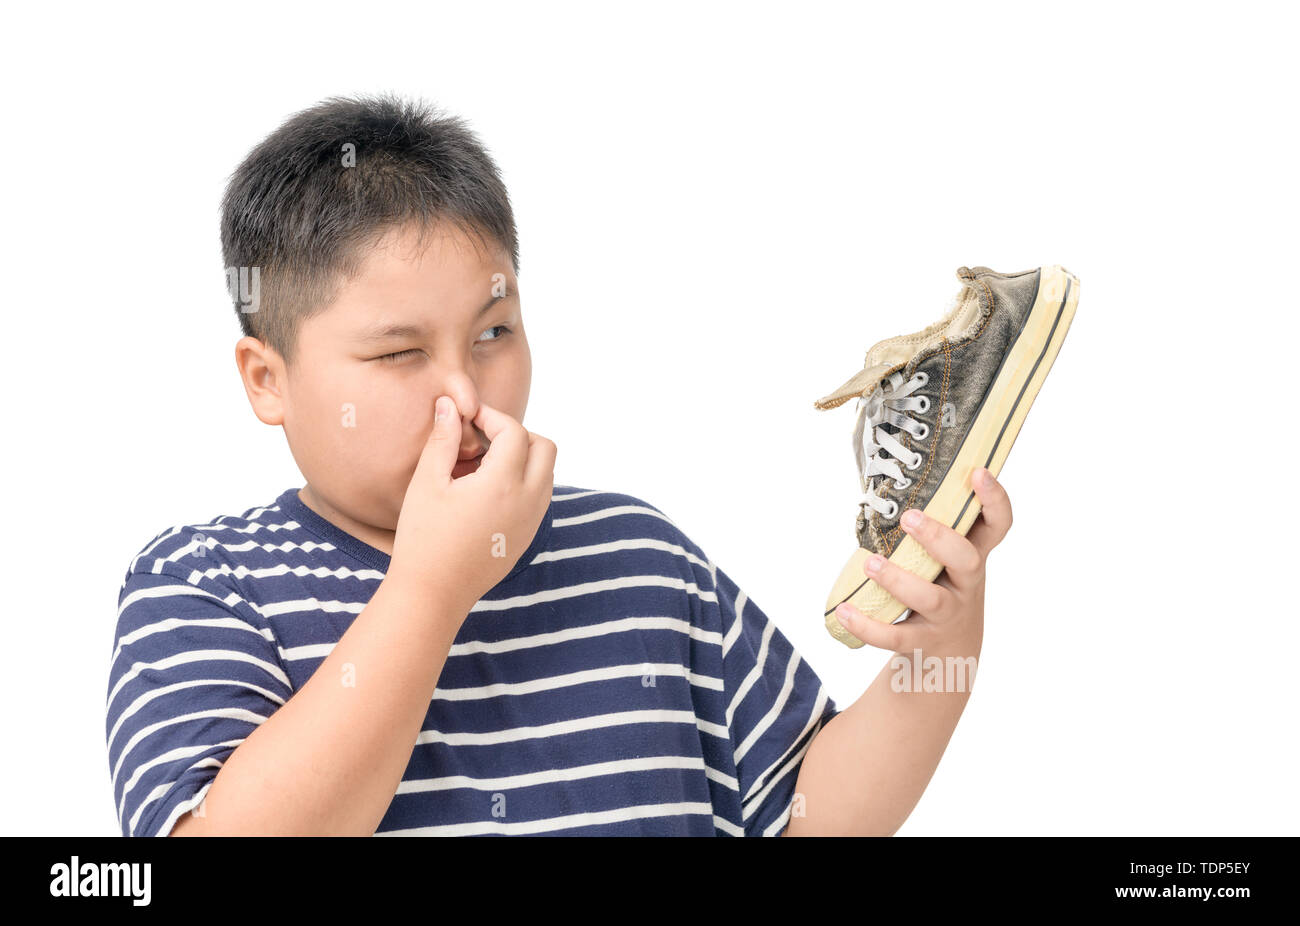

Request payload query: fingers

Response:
[860,547,956,619]
[413,395,462,486]
[896,507,984,594]
[472,401,529,478]
[524,431,557,494]
[833,601,919,652]
[964,466,1013,557]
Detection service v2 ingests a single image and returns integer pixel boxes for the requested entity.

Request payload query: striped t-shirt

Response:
[106,484,840,836]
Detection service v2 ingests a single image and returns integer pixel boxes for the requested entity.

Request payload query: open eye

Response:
[478,325,512,343]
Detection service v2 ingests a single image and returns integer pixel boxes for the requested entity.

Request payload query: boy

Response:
[106,94,1009,837]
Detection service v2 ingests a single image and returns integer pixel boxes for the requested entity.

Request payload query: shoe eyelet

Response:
[913,371,928,387]
[894,476,911,490]
[913,423,930,440]
[906,452,923,471]
[915,396,930,414]
[884,500,899,519]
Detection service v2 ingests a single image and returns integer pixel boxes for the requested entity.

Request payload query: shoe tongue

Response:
[814,359,897,411]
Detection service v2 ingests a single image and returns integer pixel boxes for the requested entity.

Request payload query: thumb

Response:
[416,395,462,484]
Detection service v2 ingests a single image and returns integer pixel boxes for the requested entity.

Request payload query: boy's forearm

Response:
[783,631,982,836]
[171,573,465,836]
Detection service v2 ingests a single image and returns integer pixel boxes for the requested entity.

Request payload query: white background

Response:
[3,0,1296,836]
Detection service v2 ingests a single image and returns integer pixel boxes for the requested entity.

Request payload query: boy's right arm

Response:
[168,396,555,836]
[169,569,463,836]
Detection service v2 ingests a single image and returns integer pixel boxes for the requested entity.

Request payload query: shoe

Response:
[814,265,1080,649]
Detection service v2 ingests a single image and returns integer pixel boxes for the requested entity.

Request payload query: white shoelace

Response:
[854,370,931,519]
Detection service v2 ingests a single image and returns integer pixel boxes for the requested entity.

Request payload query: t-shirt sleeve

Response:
[709,558,841,836]
[105,565,294,836]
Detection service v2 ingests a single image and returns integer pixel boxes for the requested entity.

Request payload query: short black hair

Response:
[220,93,518,368]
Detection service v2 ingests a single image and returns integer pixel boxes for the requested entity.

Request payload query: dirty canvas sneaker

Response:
[814,265,1080,649]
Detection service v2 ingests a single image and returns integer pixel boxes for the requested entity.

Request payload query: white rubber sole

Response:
[824,265,1080,648]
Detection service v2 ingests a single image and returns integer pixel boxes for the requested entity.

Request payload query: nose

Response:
[432,376,488,453]
[432,370,480,424]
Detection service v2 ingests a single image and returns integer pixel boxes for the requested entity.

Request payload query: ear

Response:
[235,336,286,426]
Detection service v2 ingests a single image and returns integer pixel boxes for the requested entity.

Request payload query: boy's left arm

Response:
[783,466,1013,836]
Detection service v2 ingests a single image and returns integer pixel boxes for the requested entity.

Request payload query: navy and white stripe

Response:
[106,485,840,836]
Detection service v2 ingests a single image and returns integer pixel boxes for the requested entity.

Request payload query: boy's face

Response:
[237,220,531,554]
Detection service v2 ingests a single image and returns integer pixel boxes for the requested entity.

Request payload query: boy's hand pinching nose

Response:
[389,394,557,617]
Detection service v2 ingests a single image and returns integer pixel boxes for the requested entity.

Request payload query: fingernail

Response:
[835,603,854,621]
[902,509,923,530]
[866,554,884,573]
[435,397,449,421]
[973,466,987,486]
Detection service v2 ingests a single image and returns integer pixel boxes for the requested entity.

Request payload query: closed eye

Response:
[376,348,422,364]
